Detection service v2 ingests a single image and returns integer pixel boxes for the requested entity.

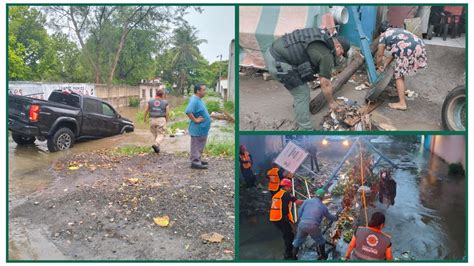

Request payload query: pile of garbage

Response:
[321,102,363,131]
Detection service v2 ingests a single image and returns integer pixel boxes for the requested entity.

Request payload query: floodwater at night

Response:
[239,136,466,261]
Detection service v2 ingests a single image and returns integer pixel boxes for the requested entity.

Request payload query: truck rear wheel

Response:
[47,127,75,152]
[12,133,36,145]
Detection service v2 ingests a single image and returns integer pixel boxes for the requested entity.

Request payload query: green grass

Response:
[223,101,234,113]
[204,141,235,158]
[128,96,140,107]
[205,90,222,98]
[136,111,145,124]
[169,120,189,134]
[205,100,222,113]
[111,145,152,156]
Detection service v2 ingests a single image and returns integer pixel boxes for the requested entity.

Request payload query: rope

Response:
[359,140,369,227]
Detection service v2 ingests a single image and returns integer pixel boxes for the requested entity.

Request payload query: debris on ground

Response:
[9,151,235,260]
[262,72,272,81]
[200,232,225,243]
[210,112,235,123]
[405,90,419,99]
[355,84,369,91]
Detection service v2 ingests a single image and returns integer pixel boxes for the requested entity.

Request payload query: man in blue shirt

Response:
[292,188,337,260]
[185,83,212,169]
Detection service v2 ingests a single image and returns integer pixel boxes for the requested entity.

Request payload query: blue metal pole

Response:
[361,138,397,168]
[350,6,378,84]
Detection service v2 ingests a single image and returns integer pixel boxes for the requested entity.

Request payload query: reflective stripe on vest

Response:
[269,189,294,223]
[240,152,252,169]
[149,98,168,118]
[267,167,280,191]
[353,227,391,260]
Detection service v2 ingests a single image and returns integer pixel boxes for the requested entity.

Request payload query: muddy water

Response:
[239,140,466,261]
[8,95,234,198]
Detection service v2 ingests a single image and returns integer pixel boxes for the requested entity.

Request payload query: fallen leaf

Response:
[68,163,80,170]
[200,232,224,243]
[153,215,170,227]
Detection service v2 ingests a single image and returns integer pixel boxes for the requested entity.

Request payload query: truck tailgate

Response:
[8,95,33,123]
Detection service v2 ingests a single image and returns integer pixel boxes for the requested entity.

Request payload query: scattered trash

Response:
[405,90,418,99]
[200,232,224,243]
[355,84,369,91]
[262,72,272,81]
[210,112,235,122]
[153,215,170,227]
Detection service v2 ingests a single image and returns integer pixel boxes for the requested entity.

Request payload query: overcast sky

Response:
[184,6,235,63]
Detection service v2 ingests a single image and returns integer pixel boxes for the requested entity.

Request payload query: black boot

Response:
[317,244,327,260]
[292,247,299,260]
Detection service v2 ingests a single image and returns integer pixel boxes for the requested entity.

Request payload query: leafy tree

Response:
[169,25,207,94]
[46,6,194,84]
[8,6,53,80]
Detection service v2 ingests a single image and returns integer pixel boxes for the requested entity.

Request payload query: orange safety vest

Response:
[269,189,294,223]
[240,152,252,169]
[267,167,280,191]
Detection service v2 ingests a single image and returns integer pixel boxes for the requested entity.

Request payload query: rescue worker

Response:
[264,28,350,130]
[267,162,284,195]
[376,21,427,111]
[270,178,303,260]
[239,145,256,187]
[144,88,169,154]
[292,188,337,260]
[343,212,394,261]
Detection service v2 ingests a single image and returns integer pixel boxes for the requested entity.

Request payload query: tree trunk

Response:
[108,31,129,84]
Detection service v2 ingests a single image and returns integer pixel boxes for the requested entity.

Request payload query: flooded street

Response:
[8,96,234,200]
[239,139,466,261]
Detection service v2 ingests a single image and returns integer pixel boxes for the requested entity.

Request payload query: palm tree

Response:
[169,25,207,94]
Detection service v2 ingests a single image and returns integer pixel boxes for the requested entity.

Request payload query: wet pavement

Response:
[239,138,466,261]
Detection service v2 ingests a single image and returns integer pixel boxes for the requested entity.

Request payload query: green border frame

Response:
[5,2,469,263]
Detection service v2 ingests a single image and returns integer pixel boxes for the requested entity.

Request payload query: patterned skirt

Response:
[393,44,427,79]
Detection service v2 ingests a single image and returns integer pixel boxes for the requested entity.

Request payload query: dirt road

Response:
[239,44,465,131]
[9,150,235,260]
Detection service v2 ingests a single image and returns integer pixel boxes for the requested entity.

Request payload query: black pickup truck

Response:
[8,90,134,152]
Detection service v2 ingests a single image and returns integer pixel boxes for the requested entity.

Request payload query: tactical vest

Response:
[269,189,294,223]
[353,227,392,260]
[267,167,280,192]
[240,152,252,169]
[148,98,168,118]
[282,28,336,67]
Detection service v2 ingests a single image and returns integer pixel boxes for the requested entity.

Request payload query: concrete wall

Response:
[94,84,141,108]
[8,81,169,108]
[428,135,466,169]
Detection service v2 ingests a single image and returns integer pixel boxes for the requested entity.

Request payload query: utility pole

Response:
[217,54,222,92]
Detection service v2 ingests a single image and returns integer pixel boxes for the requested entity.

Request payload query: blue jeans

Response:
[292,221,325,248]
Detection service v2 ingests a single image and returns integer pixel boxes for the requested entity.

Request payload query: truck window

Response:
[83,98,99,113]
[101,103,116,117]
[49,92,80,108]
